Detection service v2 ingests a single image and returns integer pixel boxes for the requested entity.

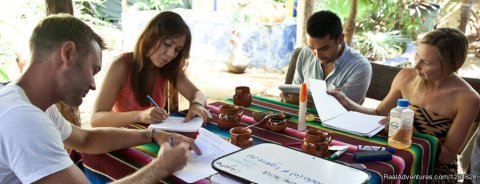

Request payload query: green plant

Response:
[354,31,408,62]
[0,67,9,82]
[133,0,184,11]
[316,0,369,23]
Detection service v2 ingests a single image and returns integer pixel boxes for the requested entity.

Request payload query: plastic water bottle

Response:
[388,99,414,149]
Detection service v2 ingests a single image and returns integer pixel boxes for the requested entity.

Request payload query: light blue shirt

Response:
[293,44,372,104]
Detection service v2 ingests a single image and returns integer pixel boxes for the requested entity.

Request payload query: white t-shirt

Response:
[0,84,73,184]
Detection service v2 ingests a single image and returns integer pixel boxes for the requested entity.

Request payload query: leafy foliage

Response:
[133,0,184,11]
[354,31,408,61]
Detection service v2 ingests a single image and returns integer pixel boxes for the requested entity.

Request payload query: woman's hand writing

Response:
[137,107,168,124]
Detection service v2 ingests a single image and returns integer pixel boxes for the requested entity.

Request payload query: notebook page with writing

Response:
[148,116,203,132]
[309,78,347,121]
[174,128,240,183]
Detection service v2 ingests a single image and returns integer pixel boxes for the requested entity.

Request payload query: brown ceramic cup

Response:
[218,104,244,129]
[233,86,252,107]
[264,113,288,132]
[300,129,332,158]
[229,127,253,148]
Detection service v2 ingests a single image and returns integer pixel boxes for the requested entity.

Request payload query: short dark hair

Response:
[306,10,343,40]
[29,14,106,60]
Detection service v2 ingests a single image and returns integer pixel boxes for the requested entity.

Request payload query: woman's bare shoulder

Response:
[394,68,417,84]
[108,54,130,74]
[454,77,480,101]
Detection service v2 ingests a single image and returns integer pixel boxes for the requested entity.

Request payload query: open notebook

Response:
[309,79,385,137]
[148,116,203,132]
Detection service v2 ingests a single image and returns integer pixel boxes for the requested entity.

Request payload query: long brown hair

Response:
[131,11,191,106]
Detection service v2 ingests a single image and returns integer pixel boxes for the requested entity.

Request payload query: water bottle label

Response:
[388,117,401,137]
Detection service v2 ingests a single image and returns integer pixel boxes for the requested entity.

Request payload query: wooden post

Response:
[45,0,74,15]
[344,0,357,46]
[458,0,473,33]
[44,0,81,127]
[295,0,314,48]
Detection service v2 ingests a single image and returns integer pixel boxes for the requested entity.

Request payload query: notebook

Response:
[309,79,385,137]
[148,116,203,132]
[278,84,312,95]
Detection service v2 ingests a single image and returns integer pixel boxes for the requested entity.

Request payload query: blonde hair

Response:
[411,28,468,95]
[419,28,468,75]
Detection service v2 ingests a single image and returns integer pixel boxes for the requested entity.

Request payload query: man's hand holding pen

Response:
[152,130,202,155]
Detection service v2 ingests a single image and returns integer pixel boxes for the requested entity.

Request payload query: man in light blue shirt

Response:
[282,10,371,105]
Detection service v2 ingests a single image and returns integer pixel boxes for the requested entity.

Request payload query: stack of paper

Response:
[148,116,203,132]
[308,79,385,137]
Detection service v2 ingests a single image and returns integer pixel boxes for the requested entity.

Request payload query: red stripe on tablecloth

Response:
[82,149,146,180]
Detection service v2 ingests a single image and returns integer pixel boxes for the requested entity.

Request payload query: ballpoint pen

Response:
[146,95,168,119]
[329,147,348,160]
[169,136,175,147]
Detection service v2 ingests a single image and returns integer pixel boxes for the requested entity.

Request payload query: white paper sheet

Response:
[174,128,240,183]
[309,78,347,121]
[323,111,384,137]
[309,78,385,137]
[148,116,203,132]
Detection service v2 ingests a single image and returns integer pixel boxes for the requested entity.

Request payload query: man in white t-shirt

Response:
[0,14,200,184]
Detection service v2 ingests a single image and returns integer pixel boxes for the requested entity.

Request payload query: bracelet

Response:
[151,129,157,144]
[190,101,204,108]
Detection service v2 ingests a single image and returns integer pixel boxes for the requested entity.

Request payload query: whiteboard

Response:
[212,143,370,184]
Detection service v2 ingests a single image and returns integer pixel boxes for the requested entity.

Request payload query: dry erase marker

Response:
[298,83,307,131]
[358,145,396,153]
[329,148,348,160]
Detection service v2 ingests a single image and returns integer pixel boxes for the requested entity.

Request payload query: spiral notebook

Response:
[148,116,203,132]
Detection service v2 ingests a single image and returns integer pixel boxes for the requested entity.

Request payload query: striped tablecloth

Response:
[82,96,438,184]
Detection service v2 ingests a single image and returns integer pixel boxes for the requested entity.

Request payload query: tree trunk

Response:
[45,0,74,15]
[296,0,315,48]
[458,0,473,33]
[344,0,357,46]
[45,0,81,128]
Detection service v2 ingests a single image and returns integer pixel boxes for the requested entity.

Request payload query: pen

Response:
[146,95,168,119]
[329,147,348,160]
[169,136,175,147]
[357,145,396,153]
